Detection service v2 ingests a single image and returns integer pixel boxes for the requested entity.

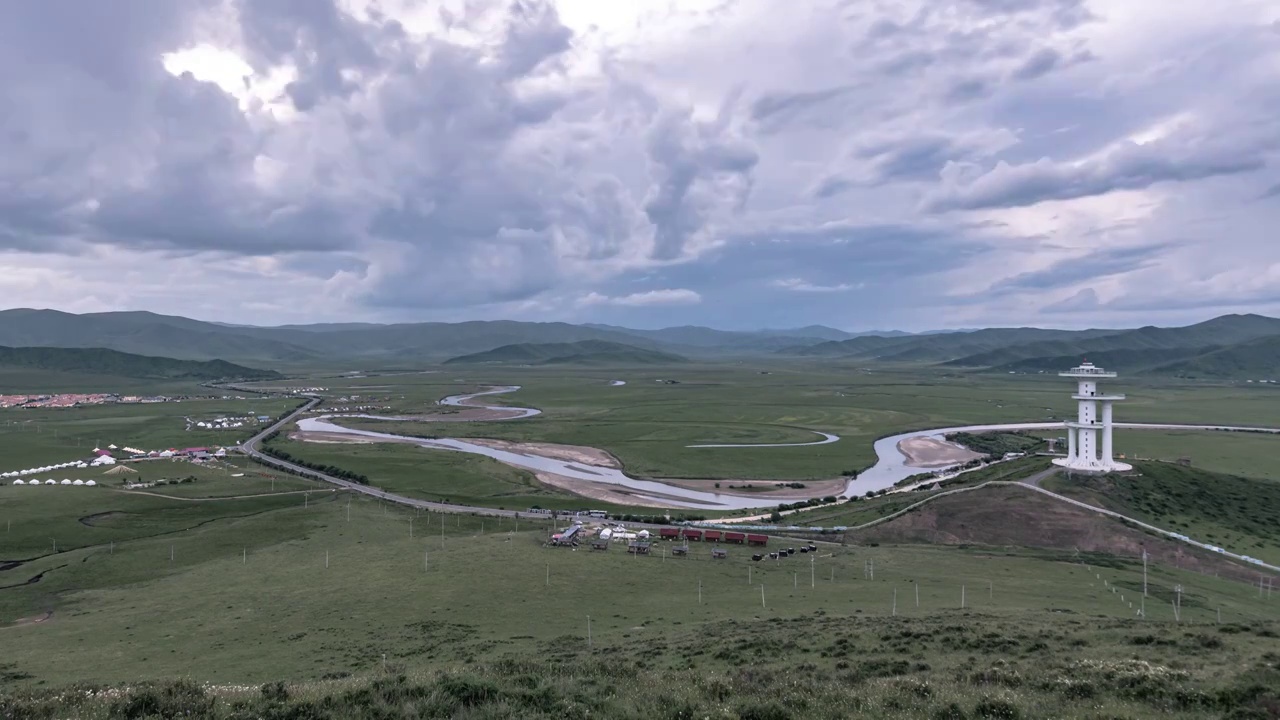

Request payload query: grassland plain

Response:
[1030,428,1280,481]
[263,365,1280,516]
[0,397,302,469]
[260,437,650,514]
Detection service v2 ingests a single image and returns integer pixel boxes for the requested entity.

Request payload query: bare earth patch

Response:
[898,436,984,468]
[848,484,1262,583]
[658,476,847,499]
[3,611,53,630]
[531,472,678,509]
[458,438,621,468]
[290,431,403,445]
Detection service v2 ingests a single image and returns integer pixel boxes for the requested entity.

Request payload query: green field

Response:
[283,366,1280,484]
[261,437,649,514]
[2,481,1277,718]
[3,364,1280,717]
[1090,429,1277,481]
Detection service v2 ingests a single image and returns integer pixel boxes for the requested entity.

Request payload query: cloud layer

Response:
[0,0,1277,330]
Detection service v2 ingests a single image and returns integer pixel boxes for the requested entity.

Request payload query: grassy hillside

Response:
[791,327,1122,360]
[5,615,1279,719]
[947,315,1280,377]
[1147,334,1280,379]
[2,481,1277,718]
[0,309,321,363]
[443,340,687,366]
[1042,462,1280,564]
[0,345,280,380]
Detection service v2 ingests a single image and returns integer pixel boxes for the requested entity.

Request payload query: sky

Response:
[1,0,1278,332]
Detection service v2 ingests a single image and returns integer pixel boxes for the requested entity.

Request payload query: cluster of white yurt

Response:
[10,478,96,486]
[1,460,88,479]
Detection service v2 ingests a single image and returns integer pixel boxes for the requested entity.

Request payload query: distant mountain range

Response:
[0,346,280,381]
[0,309,897,365]
[789,313,1280,379]
[0,308,1275,379]
[443,340,687,366]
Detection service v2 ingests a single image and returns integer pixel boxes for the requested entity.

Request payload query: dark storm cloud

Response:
[984,243,1173,295]
[643,110,758,260]
[1012,47,1061,81]
[749,85,860,129]
[1042,287,1100,313]
[924,134,1269,212]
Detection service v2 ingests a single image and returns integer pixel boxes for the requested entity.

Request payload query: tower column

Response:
[1067,426,1076,461]
[1102,401,1114,463]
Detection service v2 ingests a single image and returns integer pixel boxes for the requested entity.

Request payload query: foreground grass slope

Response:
[4,613,1279,719]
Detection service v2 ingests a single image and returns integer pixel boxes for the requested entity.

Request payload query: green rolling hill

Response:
[947,314,1280,368]
[789,326,1121,361]
[443,340,688,366]
[1145,334,1280,379]
[0,346,281,380]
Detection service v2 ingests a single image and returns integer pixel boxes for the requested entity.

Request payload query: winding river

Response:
[299,387,1280,510]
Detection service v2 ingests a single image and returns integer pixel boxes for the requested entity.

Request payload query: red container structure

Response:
[703,530,723,542]
[682,528,703,542]
[724,531,746,544]
[746,534,768,546]
[659,527,681,539]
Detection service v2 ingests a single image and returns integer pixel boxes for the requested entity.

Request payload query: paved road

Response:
[236,394,1280,573]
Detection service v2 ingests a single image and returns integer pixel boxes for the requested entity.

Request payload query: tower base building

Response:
[1052,362,1132,474]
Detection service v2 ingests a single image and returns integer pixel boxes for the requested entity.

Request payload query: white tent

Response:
[12,479,24,485]
[107,444,118,449]
[44,479,56,485]
[91,455,116,466]
[72,479,84,486]
[60,479,71,485]
[159,450,174,458]
[85,480,97,486]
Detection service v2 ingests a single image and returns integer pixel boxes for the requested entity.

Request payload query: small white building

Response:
[85,480,97,486]
[12,479,24,485]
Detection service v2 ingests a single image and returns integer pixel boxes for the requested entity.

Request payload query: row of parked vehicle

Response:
[752,543,818,561]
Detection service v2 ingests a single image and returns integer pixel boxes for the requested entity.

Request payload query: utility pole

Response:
[1142,549,1148,597]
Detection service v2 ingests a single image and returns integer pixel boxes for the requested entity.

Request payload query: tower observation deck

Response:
[1052,361,1132,473]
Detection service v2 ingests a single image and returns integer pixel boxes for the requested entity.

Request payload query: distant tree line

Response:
[259,431,369,484]
[947,431,1044,458]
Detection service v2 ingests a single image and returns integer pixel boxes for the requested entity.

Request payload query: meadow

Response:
[261,365,1280,514]
[3,483,1276,682]
[3,364,1280,717]
[0,397,302,471]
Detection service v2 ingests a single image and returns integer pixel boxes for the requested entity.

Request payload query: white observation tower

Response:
[1052,361,1132,473]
